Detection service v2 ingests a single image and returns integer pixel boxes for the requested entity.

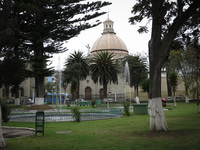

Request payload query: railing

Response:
[9,109,122,122]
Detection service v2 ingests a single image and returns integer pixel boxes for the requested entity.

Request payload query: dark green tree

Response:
[0,0,13,50]
[63,51,89,100]
[0,0,12,147]
[185,44,200,112]
[90,51,120,98]
[140,78,149,96]
[0,47,28,99]
[165,40,184,99]
[124,55,148,98]
[169,49,192,103]
[11,0,111,101]
[130,0,200,131]
[168,71,178,108]
[45,82,56,94]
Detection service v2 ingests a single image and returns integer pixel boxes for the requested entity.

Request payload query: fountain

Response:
[124,61,131,103]
[56,55,62,112]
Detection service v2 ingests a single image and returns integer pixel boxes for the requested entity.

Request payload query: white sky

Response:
[51,0,151,70]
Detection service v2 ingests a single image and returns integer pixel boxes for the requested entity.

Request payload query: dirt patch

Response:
[3,127,34,139]
[131,129,198,140]
[24,105,53,110]
[56,131,72,134]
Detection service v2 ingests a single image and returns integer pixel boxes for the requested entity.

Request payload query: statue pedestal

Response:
[15,98,20,105]
[35,97,44,105]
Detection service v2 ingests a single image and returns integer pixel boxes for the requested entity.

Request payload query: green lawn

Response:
[2,102,200,150]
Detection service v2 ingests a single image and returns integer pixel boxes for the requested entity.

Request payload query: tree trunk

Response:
[148,0,169,131]
[77,81,80,99]
[5,85,9,99]
[148,61,168,131]
[173,91,177,108]
[166,67,172,98]
[0,106,6,148]
[103,81,107,98]
[185,81,189,103]
[34,43,45,105]
[35,77,45,105]
[14,84,19,98]
[148,98,169,131]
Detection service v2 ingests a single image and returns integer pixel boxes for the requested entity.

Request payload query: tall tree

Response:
[90,51,120,98]
[12,0,111,103]
[165,40,184,99]
[168,71,178,107]
[63,51,89,100]
[140,78,149,96]
[0,0,12,147]
[0,47,29,99]
[124,55,148,98]
[169,49,193,103]
[0,0,13,49]
[185,44,200,111]
[130,0,200,131]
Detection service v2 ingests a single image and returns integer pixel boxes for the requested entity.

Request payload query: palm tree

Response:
[90,51,120,98]
[63,51,89,100]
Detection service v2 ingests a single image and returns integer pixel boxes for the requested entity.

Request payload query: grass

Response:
[2,102,200,150]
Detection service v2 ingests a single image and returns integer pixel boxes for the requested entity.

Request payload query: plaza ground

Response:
[1,102,200,150]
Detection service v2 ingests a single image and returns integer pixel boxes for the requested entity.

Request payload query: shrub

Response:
[91,100,96,108]
[71,107,81,122]
[0,98,11,122]
[122,100,130,116]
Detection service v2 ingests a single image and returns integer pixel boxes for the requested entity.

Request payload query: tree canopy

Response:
[130,0,200,131]
[90,51,120,98]
[63,51,89,100]
[0,0,111,99]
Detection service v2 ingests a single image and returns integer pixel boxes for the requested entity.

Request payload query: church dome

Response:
[91,18,128,58]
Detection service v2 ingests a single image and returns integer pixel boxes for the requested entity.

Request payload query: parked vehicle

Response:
[103,98,113,102]
[75,99,86,102]
[28,99,34,104]
[7,99,14,104]
[75,99,89,106]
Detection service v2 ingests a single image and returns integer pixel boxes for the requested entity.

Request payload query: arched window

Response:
[20,87,24,97]
[85,87,92,100]
[2,89,6,97]
[99,89,104,100]
[11,88,15,97]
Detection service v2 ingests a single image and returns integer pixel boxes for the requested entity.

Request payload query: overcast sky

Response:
[52,0,151,70]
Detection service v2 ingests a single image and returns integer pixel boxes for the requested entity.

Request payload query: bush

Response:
[122,100,130,116]
[0,98,11,122]
[91,100,96,108]
[71,107,81,122]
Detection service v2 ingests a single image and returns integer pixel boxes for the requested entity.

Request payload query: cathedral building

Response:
[70,18,134,101]
[66,18,186,102]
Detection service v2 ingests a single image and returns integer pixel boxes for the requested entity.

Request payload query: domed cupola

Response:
[103,18,115,34]
[91,18,128,58]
